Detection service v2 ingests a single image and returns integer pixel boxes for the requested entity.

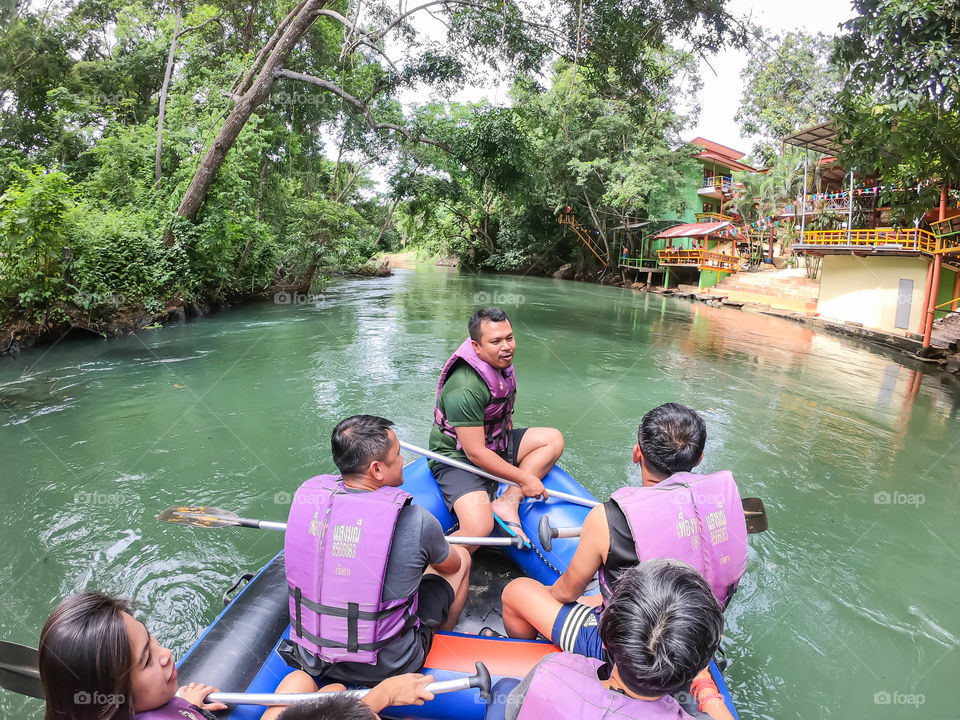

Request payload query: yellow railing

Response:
[935,296,960,310]
[695,212,734,224]
[657,249,739,274]
[800,228,939,252]
[701,176,733,190]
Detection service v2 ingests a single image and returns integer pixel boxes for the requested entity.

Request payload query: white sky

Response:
[687,0,855,156]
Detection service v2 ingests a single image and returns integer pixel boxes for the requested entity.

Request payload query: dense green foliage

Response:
[736,31,842,165]
[0,0,747,325]
[834,0,960,222]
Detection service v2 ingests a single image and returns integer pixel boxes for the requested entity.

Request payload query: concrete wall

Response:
[818,255,931,334]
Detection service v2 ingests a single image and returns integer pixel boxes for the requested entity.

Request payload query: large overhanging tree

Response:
[172,0,743,233]
[833,0,960,223]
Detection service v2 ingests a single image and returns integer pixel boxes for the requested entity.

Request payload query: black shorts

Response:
[431,428,528,511]
[411,573,456,652]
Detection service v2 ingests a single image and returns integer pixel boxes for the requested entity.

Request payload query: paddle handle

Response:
[205,663,491,706]
[399,440,599,509]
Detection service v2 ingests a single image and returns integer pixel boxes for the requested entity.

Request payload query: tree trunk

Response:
[156,5,182,189]
[173,0,325,234]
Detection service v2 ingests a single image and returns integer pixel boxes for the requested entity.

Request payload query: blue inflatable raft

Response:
[175,458,740,719]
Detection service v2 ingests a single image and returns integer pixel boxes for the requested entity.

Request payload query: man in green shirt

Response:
[429,307,565,545]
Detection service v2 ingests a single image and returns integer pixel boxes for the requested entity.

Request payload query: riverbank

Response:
[649,284,960,379]
[548,264,960,381]
[0,261,392,358]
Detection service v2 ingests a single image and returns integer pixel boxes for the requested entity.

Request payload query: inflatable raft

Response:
[176,458,740,719]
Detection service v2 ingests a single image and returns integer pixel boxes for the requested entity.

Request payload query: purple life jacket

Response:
[600,471,747,609]
[516,653,694,720]
[284,475,419,665]
[135,697,208,720]
[434,338,517,453]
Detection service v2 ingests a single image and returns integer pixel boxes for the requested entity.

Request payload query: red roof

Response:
[689,137,758,173]
[654,221,731,239]
[690,137,746,160]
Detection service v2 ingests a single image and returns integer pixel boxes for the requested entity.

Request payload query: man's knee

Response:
[454,494,495,536]
[546,427,564,457]
[502,577,543,613]
[452,544,472,578]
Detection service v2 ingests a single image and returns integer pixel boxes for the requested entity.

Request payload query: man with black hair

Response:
[504,560,734,720]
[430,306,564,545]
[501,403,746,662]
[280,415,471,685]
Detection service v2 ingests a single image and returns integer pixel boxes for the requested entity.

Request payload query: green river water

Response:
[1,267,958,719]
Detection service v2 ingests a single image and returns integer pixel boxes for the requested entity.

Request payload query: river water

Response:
[1,267,958,719]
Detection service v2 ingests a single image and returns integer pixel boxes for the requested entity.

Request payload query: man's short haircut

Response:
[637,403,706,476]
[277,695,376,720]
[331,415,395,476]
[600,559,723,696]
[468,306,511,342]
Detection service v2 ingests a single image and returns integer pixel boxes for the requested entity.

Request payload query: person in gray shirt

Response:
[279,415,471,685]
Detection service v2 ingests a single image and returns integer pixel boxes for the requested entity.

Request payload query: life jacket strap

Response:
[290,599,420,652]
[288,585,415,620]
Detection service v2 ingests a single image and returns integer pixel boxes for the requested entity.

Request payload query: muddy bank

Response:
[1,263,392,359]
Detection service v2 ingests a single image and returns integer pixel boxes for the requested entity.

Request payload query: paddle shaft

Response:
[399,440,599,508]
[0,644,491,706]
[168,511,521,548]
[539,497,767,549]
[206,675,475,706]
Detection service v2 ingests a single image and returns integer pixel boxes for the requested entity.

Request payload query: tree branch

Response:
[180,15,223,36]
[275,68,454,153]
[233,0,310,96]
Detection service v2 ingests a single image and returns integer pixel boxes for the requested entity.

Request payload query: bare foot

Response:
[490,488,529,544]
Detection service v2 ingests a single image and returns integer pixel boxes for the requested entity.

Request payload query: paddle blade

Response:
[741,497,768,534]
[0,641,43,699]
[157,506,241,529]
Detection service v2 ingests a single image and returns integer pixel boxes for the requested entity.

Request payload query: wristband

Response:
[690,675,718,697]
[697,692,723,713]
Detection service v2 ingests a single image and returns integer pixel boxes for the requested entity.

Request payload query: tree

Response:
[833,1,960,222]
[173,0,742,228]
[736,30,841,165]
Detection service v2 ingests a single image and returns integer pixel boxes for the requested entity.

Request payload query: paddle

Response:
[538,497,769,551]
[207,662,491,705]
[0,641,491,706]
[0,640,41,699]
[156,506,526,549]
[398,440,599,509]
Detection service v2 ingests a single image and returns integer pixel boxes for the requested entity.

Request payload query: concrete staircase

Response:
[704,268,820,313]
[931,311,960,350]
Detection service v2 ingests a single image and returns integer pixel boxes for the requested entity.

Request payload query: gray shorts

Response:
[430,428,528,511]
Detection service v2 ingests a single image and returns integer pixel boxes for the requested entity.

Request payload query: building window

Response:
[703,203,714,213]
